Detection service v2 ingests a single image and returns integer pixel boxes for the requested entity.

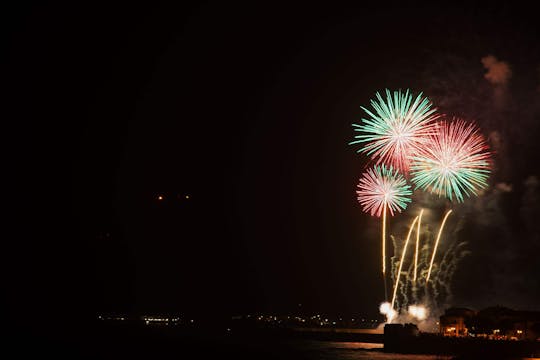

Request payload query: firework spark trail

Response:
[393,211,429,310]
[400,274,409,310]
[410,241,426,304]
[389,219,469,319]
[437,241,456,296]
[398,273,409,311]
[390,235,399,306]
[410,119,492,202]
[390,235,410,311]
[356,164,412,299]
[414,209,424,281]
[404,259,416,308]
[350,89,439,172]
[435,240,470,306]
[397,234,428,308]
[391,216,419,311]
[416,240,431,302]
[382,205,388,301]
[382,204,387,275]
[426,210,453,284]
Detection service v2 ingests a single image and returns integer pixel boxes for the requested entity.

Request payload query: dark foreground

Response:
[386,332,540,359]
[2,322,438,360]
[3,321,539,359]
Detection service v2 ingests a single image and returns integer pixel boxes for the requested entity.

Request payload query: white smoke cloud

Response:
[415,52,539,311]
[495,182,512,193]
[383,303,441,333]
[537,64,540,93]
[488,130,502,151]
[524,175,539,188]
[520,176,540,232]
[481,55,512,111]
[481,55,512,86]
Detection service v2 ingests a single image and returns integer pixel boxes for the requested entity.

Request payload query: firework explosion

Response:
[356,165,412,282]
[350,89,439,172]
[410,118,492,202]
[356,164,412,218]
[349,90,493,326]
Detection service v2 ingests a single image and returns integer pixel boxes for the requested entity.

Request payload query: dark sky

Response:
[3,1,540,341]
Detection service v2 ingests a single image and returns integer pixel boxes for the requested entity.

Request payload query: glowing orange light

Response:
[426,209,453,284]
[391,215,419,310]
[157,195,164,200]
[414,209,424,281]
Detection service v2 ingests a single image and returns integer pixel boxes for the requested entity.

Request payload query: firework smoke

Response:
[408,304,428,321]
[481,55,512,86]
[379,301,397,323]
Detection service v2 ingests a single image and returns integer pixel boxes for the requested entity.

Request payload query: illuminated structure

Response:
[439,307,540,341]
[440,308,475,337]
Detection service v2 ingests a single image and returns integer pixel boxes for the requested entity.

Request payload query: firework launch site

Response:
[96,306,540,357]
[229,306,540,357]
[383,306,540,358]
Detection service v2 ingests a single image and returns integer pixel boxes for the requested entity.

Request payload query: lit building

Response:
[439,306,540,341]
[439,308,476,337]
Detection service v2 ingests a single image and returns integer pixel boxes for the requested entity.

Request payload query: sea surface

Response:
[6,322,537,359]
[83,324,539,359]
[88,328,454,359]
[173,335,536,360]
[253,340,452,359]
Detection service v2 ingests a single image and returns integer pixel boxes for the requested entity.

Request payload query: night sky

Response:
[3,1,540,342]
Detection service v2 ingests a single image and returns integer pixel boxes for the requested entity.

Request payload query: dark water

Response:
[85,325,536,360]
[11,323,533,360]
[180,337,534,360]
[242,340,451,359]
[87,326,451,359]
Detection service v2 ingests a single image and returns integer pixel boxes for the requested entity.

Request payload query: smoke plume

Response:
[481,55,512,86]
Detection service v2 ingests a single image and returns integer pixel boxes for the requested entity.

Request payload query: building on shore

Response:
[439,308,476,337]
[439,306,540,341]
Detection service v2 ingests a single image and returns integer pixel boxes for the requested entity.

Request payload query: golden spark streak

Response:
[426,209,453,284]
[391,216,419,310]
[382,205,387,275]
[382,204,389,301]
[414,209,424,281]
